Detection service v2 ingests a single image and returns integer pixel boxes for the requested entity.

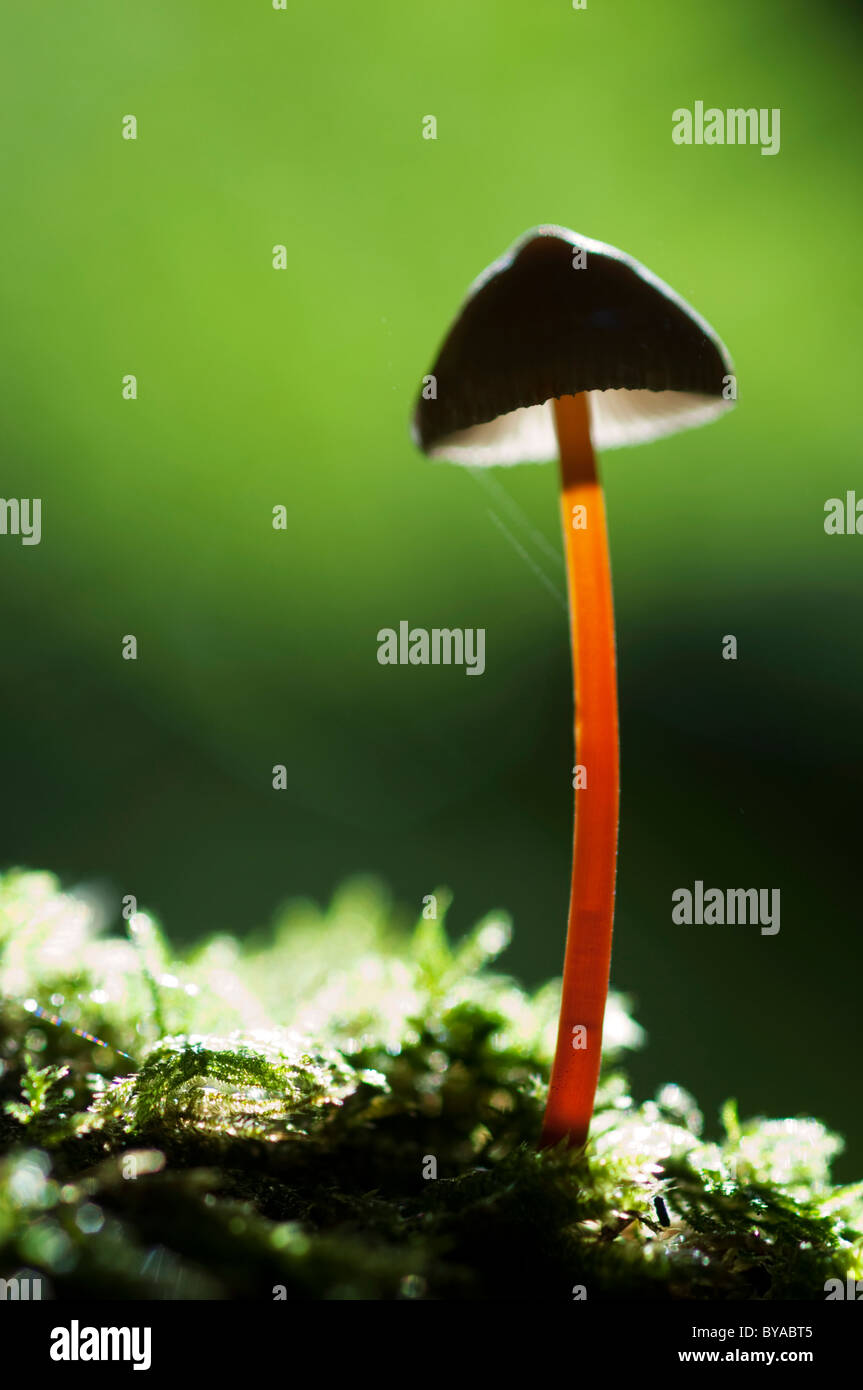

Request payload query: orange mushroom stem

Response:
[540,392,620,1149]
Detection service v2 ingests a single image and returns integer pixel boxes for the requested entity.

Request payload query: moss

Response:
[0,870,860,1299]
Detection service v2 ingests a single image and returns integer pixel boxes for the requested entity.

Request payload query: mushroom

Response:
[412,225,735,1149]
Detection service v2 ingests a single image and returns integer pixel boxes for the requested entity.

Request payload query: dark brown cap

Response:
[412,225,735,463]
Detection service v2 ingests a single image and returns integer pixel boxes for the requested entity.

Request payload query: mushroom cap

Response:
[412,225,735,463]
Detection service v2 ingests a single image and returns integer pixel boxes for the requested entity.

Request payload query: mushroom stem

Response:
[540,392,620,1149]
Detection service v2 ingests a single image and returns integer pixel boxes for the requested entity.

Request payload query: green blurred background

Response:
[1,1,860,1174]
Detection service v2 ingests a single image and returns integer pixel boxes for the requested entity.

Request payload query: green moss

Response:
[1,871,860,1299]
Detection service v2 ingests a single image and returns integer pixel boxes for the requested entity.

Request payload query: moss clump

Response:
[1,871,860,1299]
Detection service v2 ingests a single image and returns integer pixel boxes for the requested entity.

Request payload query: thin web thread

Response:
[11,999,136,1062]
